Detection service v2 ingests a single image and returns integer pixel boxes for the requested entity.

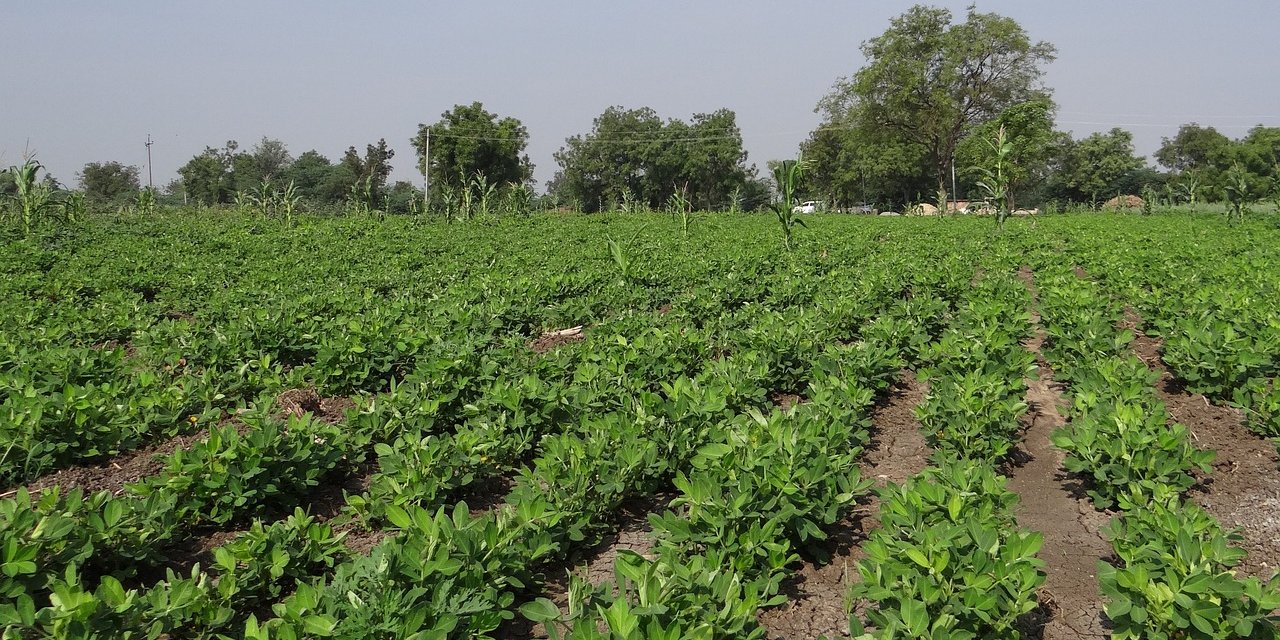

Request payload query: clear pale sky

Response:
[5,1,1279,191]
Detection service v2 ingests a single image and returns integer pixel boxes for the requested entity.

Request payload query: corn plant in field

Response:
[605,227,645,283]
[770,157,809,250]
[7,159,56,235]
[1141,185,1156,216]
[135,187,158,215]
[279,181,302,226]
[1178,173,1201,212]
[974,126,1013,230]
[501,183,532,217]
[666,183,692,237]
[348,177,374,216]
[1223,163,1251,226]
[728,186,745,214]
[250,179,274,218]
[62,192,87,223]
[468,172,497,218]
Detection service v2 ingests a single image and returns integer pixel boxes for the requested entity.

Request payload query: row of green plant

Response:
[845,269,1045,639]
[1032,264,1280,639]
[1054,216,1280,438]
[523,337,903,639]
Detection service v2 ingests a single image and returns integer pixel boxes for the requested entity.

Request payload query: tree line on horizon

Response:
[9,5,1280,215]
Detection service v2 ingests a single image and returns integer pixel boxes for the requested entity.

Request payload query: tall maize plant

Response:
[975,126,1014,230]
[7,159,55,235]
[770,157,809,251]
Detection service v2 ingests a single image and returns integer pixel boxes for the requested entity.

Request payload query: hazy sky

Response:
[5,2,1280,191]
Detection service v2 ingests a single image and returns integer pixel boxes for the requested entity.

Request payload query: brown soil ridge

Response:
[758,371,931,640]
[14,391,354,499]
[20,429,211,497]
[1011,265,1113,639]
[1129,318,1280,581]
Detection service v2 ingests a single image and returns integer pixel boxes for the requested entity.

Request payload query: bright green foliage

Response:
[1100,501,1280,640]
[77,161,140,205]
[1052,400,1214,510]
[1051,128,1145,205]
[551,106,757,212]
[975,126,1015,228]
[770,158,809,250]
[850,462,1046,639]
[6,159,57,235]
[1224,162,1254,225]
[829,5,1056,195]
[414,101,533,208]
[2,210,1279,639]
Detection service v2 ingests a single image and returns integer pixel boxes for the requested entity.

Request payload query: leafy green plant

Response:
[61,191,88,223]
[666,183,692,237]
[605,228,646,283]
[1051,400,1214,510]
[770,157,809,250]
[1224,163,1253,226]
[1178,173,1201,212]
[1099,503,1280,640]
[212,508,348,610]
[974,125,1014,230]
[1141,184,1156,216]
[849,462,1046,639]
[278,180,301,226]
[7,159,56,235]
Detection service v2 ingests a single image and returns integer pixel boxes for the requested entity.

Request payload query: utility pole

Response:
[950,158,957,212]
[145,134,154,189]
[422,129,430,215]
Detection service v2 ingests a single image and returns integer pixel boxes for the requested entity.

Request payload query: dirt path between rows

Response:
[1128,314,1280,581]
[502,494,668,639]
[1011,266,1113,639]
[758,371,930,640]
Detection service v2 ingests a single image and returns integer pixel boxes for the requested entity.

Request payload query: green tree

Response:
[177,141,240,205]
[1051,128,1145,205]
[413,102,533,202]
[285,150,348,203]
[231,137,294,192]
[955,99,1063,209]
[1155,124,1232,173]
[77,161,141,204]
[824,5,1056,197]
[340,139,395,203]
[551,106,754,212]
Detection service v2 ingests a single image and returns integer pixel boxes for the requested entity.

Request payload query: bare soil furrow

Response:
[20,430,209,497]
[1012,266,1113,639]
[758,371,930,640]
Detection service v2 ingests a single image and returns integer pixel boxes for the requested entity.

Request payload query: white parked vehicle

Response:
[791,200,819,214]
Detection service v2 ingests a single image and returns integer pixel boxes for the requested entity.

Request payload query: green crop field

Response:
[2,211,1279,639]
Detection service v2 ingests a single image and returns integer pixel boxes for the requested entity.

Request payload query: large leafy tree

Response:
[551,106,754,212]
[824,5,1056,197]
[955,99,1064,208]
[340,139,395,201]
[1155,124,1232,173]
[801,111,932,209]
[285,150,350,203]
[1153,124,1279,201]
[78,161,141,204]
[177,141,240,205]
[1049,128,1145,204]
[413,102,533,199]
[232,137,294,191]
